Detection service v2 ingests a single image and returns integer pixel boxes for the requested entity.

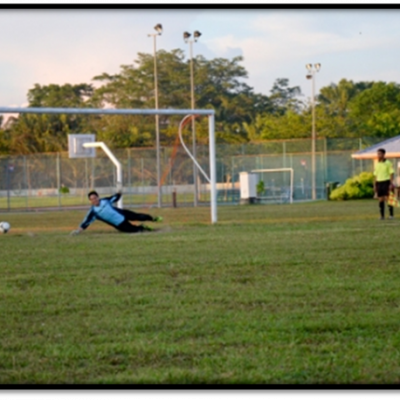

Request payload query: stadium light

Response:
[193,31,202,41]
[184,30,202,207]
[154,23,163,34]
[148,24,163,208]
[305,63,321,201]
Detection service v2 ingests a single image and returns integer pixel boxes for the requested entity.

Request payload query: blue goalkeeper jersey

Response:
[80,193,124,229]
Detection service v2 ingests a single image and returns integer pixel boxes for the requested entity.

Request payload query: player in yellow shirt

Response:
[374,148,395,220]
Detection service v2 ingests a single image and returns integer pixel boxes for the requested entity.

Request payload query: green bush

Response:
[59,185,70,195]
[330,172,374,200]
[256,180,265,196]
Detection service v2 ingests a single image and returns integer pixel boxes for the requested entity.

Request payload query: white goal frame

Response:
[251,168,294,204]
[0,107,217,223]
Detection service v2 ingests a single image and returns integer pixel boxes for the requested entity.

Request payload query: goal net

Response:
[0,107,217,223]
[251,168,294,204]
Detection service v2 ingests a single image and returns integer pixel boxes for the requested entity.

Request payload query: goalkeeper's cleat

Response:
[140,224,154,232]
[153,216,163,223]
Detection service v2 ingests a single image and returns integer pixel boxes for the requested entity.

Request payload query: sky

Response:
[0,7,400,108]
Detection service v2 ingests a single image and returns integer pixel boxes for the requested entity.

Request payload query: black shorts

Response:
[376,180,391,197]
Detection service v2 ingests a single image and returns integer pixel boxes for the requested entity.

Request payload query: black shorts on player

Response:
[376,180,391,198]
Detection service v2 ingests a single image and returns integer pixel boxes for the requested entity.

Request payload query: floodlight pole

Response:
[184,30,202,207]
[148,25,163,208]
[189,39,199,206]
[306,63,321,201]
[209,114,217,224]
[83,142,123,209]
[311,72,316,201]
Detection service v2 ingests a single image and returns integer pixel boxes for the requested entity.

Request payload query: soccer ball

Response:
[0,221,11,234]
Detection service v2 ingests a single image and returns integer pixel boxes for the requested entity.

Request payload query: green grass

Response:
[0,192,207,210]
[1,200,400,384]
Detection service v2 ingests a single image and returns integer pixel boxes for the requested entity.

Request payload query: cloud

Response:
[204,34,243,59]
[202,11,400,95]
[1,9,400,106]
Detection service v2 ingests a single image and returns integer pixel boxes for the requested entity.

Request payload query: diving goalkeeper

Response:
[70,190,163,235]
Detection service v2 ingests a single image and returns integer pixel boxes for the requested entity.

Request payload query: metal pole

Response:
[0,107,213,116]
[24,156,28,209]
[231,156,234,192]
[83,142,123,208]
[324,137,328,185]
[128,149,132,207]
[209,114,217,224]
[290,168,294,204]
[91,156,95,190]
[283,141,286,187]
[56,152,61,209]
[153,35,162,208]
[6,160,10,212]
[141,157,145,206]
[189,40,199,207]
[311,71,316,200]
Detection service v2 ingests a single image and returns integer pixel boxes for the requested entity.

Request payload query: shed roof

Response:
[352,136,400,159]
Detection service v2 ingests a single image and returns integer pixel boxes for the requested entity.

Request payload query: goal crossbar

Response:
[0,107,217,223]
[0,107,214,116]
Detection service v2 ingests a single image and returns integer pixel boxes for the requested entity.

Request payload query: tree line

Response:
[1,48,400,155]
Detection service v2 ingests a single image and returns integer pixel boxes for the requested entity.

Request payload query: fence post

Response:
[324,138,328,186]
[57,152,61,209]
[283,141,286,168]
[128,148,132,207]
[91,156,95,190]
[24,155,28,209]
[172,188,177,208]
[231,156,234,192]
[6,157,10,212]
[283,141,287,186]
[141,157,144,206]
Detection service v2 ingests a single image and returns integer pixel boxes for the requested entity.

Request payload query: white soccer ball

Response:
[0,221,11,234]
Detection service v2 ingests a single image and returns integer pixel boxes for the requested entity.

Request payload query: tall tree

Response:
[269,78,303,114]
[244,110,312,141]
[348,81,400,138]
[6,83,94,153]
[0,115,10,155]
[90,49,190,147]
[318,79,373,117]
[92,51,270,145]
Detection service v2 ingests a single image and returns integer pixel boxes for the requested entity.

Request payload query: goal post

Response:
[83,141,123,209]
[0,107,217,224]
[251,168,294,204]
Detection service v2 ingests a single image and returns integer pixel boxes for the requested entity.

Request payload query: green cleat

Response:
[140,224,154,232]
[153,216,163,223]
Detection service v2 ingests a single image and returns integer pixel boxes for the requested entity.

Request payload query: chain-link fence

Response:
[0,137,387,211]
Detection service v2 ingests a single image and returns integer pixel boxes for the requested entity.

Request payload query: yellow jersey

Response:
[374,159,394,182]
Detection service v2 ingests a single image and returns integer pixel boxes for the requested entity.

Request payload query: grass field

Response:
[1,200,400,385]
[0,192,201,210]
